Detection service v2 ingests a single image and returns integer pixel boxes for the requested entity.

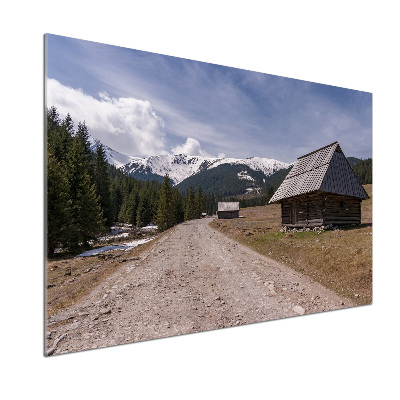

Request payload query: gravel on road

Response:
[46,218,354,355]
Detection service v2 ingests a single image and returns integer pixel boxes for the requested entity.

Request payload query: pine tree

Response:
[47,107,73,163]
[67,133,105,249]
[76,121,94,174]
[118,199,129,223]
[47,106,60,131]
[148,185,159,222]
[61,113,75,136]
[157,175,175,232]
[173,188,184,225]
[136,191,152,227]
[74,172,105,248]
[184,185,196,221]
[47,107,75,256]
[195,184,204,218]
[110,179,123,223]
[126,189,140,224]
[204,192,217,216]
[94,143,112,226]
[47,150,73,256]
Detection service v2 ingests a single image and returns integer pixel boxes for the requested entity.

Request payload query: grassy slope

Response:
[210,184,372,306]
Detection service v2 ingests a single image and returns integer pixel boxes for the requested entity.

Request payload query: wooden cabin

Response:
[269,142,369,227]
[217,202,240,219]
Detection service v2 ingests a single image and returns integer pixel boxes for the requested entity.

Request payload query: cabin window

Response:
[340,201,344,209]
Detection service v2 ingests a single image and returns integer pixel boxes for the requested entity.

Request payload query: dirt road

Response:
[46,218,353,355]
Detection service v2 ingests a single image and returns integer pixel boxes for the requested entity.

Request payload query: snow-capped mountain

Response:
[89,137,134,168]
[89,136,290,186]
[120,153,290,185]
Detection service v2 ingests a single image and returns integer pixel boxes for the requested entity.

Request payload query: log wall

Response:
[217,211,239,219]
[280,192,362,227]
[323,194,361,225]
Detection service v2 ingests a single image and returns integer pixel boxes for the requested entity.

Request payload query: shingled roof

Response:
[269,142,369,203]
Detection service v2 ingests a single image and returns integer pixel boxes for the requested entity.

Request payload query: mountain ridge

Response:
[120,153,291,185]
[89,136,370,198]
[89,137,134,168]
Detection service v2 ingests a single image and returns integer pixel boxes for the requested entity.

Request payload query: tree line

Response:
[351,158,372,185]
[222,186,275,209]
[47,107,209,257]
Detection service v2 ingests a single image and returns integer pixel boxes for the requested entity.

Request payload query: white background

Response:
[1,1,398,398]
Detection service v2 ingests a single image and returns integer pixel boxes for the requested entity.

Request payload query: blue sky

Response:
[46,34,372,163]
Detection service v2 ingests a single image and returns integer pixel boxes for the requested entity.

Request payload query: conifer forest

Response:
[47,107,214,257]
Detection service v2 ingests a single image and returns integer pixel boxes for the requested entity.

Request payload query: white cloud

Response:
[46,79,167,157]
[171,137,212,157]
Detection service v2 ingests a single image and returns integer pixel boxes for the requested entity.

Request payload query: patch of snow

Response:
[77,237,155,257]
[110,224,133,233]
[141,224,158,231]
[237,170,255,181]
[216,157,290,177]
[245,186,261,193]
[98,232,129,241]
[122,237,155,248]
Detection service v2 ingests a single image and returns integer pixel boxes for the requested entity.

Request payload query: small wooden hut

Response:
[217,202,240,219]
[269,142,369,227]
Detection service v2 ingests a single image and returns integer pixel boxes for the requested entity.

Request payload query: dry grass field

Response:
[210,185,372,306]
